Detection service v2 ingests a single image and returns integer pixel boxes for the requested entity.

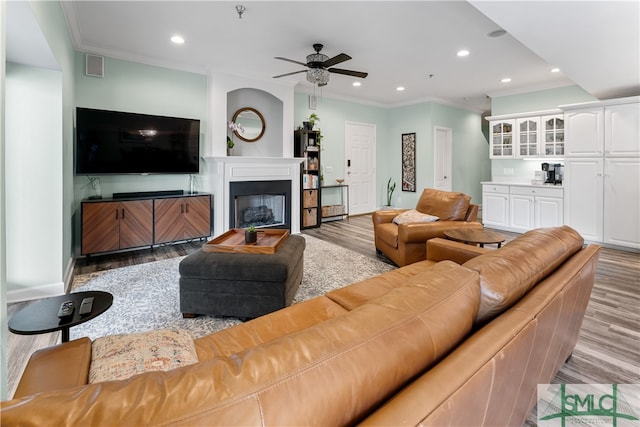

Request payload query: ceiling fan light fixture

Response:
[307,68,330,86]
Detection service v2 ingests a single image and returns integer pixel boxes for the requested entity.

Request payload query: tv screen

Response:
[75,108,201,175]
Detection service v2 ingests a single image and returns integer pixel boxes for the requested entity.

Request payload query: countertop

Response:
[481,181,563,189]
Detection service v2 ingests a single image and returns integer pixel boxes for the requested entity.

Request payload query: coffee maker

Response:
[541,163,563,185]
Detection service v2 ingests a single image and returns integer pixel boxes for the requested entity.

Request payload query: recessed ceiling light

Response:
[171,35,185,44]
[352,81,361,87]
[501,78,512,83]
[551,68,560,73]
[457,49,470,57]
[396,86,405,91]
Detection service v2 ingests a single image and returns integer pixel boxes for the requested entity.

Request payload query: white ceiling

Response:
[7,1,640,113]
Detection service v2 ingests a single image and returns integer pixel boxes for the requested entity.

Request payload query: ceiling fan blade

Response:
[328,68,368,78]
[274,57,309,67]
[322,53,351,68]
[273,70,307,78]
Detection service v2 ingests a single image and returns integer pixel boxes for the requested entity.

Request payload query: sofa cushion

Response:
[392,209,439,225]
[89,329,198,383]
[327,260,436,310]
[415,188,471,221]
[463,226,584,324]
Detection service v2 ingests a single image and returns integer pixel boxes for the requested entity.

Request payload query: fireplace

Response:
[229,180,292,230]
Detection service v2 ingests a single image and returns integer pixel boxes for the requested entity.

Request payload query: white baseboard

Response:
[7,282,64,304]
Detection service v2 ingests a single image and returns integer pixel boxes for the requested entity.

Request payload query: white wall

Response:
[0,0,8,401]
[5,63,63,300]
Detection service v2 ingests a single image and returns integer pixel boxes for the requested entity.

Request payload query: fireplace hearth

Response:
[230,180,291,230]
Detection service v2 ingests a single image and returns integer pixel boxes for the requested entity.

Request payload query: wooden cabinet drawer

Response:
[303,190,318,208]
[303,208,318,227]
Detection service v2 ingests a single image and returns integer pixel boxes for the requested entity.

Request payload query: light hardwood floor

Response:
[6,216,640,425]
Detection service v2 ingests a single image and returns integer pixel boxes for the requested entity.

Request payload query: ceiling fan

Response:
[273,43,368,87]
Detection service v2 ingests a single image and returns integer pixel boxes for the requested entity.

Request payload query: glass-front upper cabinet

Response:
[490,120,515,159]
[516,117,541,158]
[542,114,565,157]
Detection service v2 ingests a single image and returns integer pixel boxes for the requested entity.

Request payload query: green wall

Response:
[74,54,207,199]
[294,93,490,208]
[29,0,76,286]
[491,85,596,115]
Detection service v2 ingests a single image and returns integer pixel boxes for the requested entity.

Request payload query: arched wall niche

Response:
[227,88,283,157]
[206,71,295,158]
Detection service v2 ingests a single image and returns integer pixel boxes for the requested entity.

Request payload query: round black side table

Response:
[9,291,113,342]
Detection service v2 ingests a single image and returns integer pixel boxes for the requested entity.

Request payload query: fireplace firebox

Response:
[229,180,292,230]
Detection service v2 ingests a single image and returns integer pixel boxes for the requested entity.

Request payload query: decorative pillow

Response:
[89,329,198,383]
[392,209,439,225]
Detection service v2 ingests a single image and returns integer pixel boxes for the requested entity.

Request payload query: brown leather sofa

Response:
[373,188,482,266]
[1,226,599,427]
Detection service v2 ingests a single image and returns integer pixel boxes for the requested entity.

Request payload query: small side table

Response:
[9,291,113,342]
[444,229,506,248]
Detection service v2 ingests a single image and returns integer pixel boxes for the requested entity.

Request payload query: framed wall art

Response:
[402,133,416,192]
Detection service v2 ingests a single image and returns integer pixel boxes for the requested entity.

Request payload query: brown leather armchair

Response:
[373,188,482,266]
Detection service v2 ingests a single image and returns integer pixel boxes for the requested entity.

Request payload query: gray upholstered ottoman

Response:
[179,234,305,319]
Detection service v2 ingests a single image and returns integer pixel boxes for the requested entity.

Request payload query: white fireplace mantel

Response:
[205,156,304,236]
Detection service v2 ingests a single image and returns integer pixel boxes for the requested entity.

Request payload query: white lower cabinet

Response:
[482,185,509,228]
[483,184,563,232]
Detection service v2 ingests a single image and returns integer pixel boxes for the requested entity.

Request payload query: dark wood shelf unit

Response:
[294,130,321,229]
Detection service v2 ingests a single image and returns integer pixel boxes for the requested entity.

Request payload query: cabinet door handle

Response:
[121,209,125,219]
[181,204,184,214]
[115,209,118,220]
[185,203,189,214]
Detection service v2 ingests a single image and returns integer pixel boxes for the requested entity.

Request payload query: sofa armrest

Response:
[372,209,406,225]
[13,337,92,399]
[426,238,490,264]
[398,221,483,244]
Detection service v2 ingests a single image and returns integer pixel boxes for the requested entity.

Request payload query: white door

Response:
[345,122,376,215]
[434,126,452,191]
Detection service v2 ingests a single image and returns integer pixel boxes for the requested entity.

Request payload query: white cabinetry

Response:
[489,120,514,159]
[509,186,563,232]
[482,184,563,232]
[603,158,640,248]
[487,110,564,159]
[482,184,509,228]
[562,97,639,249]
[564,107,604,157]
[563,158,604,242]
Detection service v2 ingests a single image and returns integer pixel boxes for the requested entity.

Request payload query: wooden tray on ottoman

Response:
[203,229,290,254]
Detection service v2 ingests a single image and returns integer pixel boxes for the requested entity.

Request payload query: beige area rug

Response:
[70,235,394,341]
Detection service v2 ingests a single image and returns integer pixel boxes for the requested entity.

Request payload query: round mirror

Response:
[232,107,265,143]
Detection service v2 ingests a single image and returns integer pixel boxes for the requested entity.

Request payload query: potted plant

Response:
[227,136,235,155]
[245,224,258,244]
[386,178,396,207]
[307,113,320,130]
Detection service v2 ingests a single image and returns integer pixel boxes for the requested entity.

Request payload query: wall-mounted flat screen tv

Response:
[75,107,201,175]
